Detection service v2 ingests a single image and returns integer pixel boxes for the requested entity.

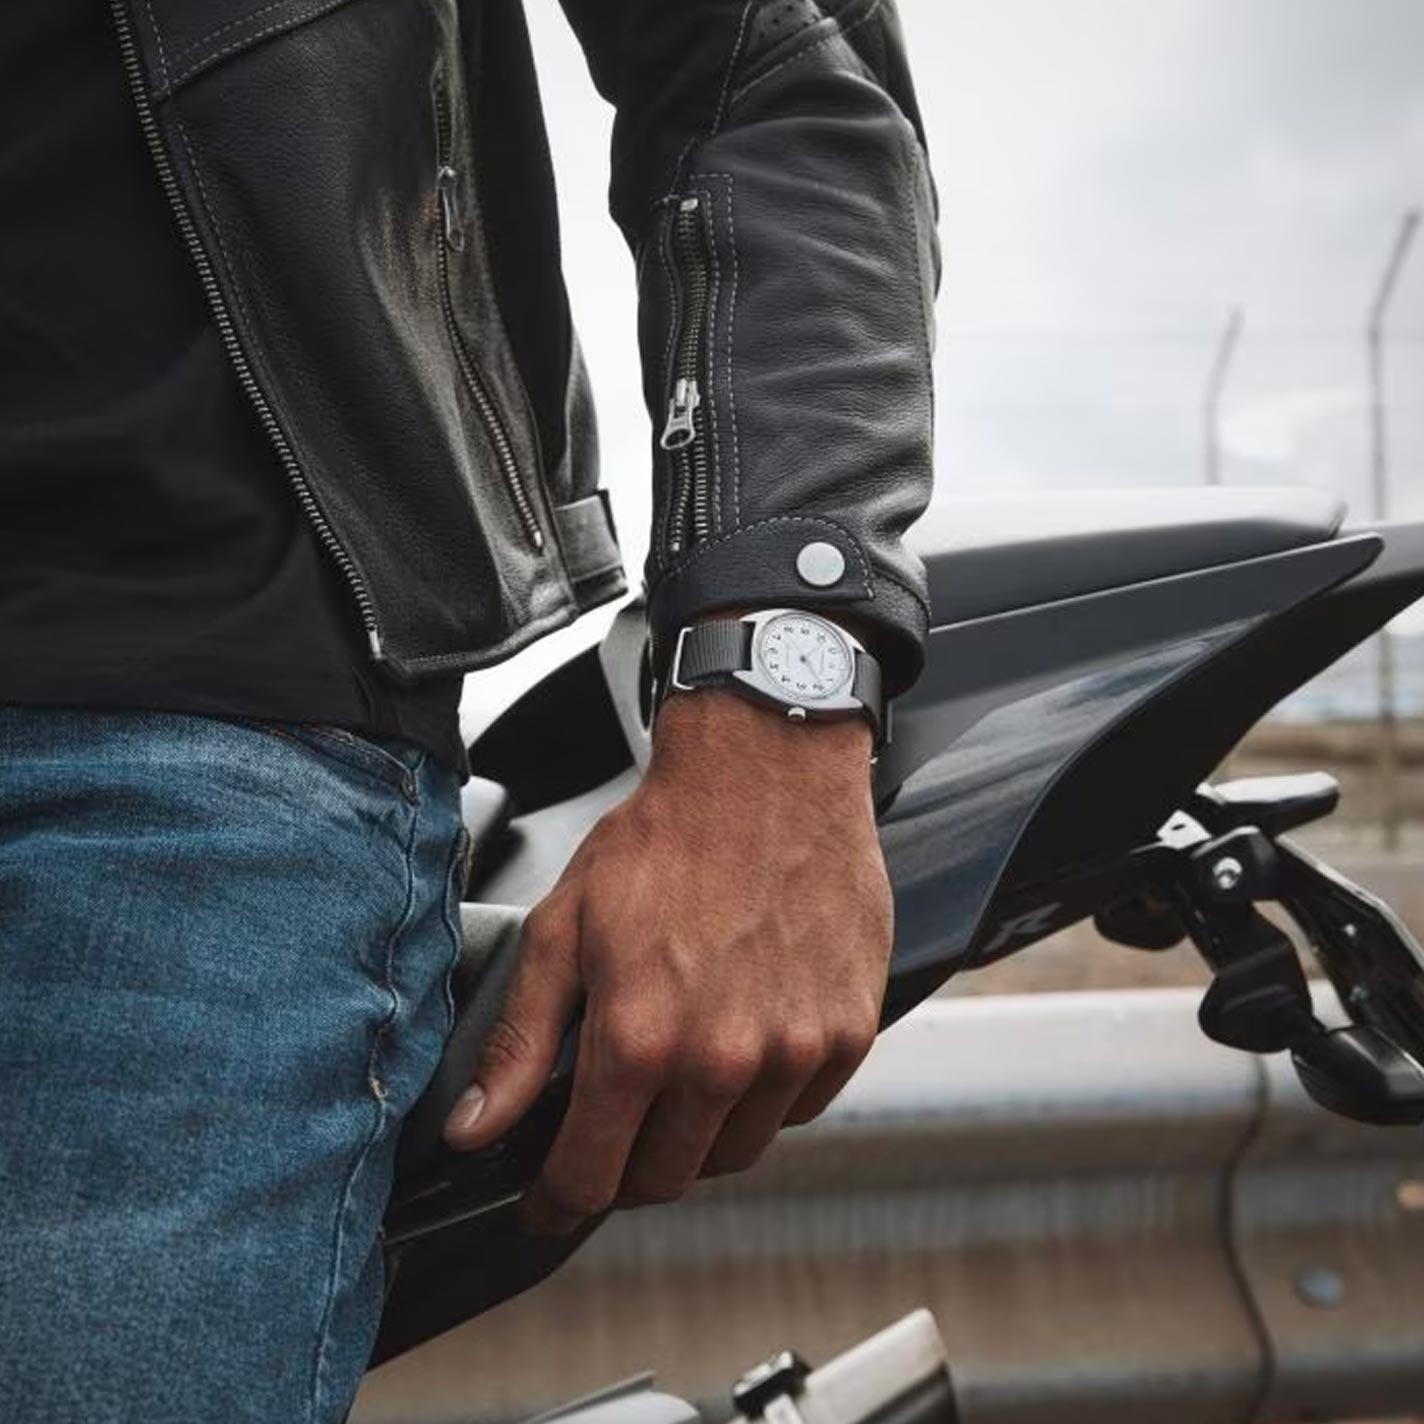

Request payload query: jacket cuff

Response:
[646,517,929,699]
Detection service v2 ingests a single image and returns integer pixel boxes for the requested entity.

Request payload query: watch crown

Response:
[786,706,809,723]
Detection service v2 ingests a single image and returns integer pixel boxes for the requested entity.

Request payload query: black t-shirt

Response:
[0,4,465,771]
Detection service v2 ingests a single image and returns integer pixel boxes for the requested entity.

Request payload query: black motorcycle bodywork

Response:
[375,488,1424,1362]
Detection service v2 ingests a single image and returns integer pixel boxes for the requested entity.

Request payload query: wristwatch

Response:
[664,608,887,746]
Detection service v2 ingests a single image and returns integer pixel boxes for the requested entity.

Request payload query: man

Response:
[0,1,936,1420]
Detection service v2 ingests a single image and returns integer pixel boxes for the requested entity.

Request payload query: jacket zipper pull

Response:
[437,165,465,252]
[660,376,701,450]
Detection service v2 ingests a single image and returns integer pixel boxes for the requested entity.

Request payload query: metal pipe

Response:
[357,990,1424,1424]
[1204,307,1244,486]
[1367,211,1420,852]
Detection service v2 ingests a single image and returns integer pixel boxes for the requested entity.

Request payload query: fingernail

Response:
[446,1084,486,1137]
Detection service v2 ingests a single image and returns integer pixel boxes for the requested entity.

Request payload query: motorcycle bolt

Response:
[1210,856,1245,894]
[1294,1265,1346,1310]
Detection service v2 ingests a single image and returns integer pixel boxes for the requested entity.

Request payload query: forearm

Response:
[559,0,940,696]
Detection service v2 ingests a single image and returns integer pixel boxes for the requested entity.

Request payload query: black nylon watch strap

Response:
[673,619,754,687]
[852,647,882,721]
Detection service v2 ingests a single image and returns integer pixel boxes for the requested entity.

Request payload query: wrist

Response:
[651,687,874,786]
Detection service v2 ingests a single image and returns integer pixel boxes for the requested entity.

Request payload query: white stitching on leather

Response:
[655,516,934,621]
[666,136,700,200]
[656,212,679,394]
[729,0,886,113]
[169,0,352,91]
[691,173,743,531]
[171,114,260,339]
[694,186,725,536]
[169,0,296,62]
[396,602,578,675]
[655,516,874,598]
[663,0,751,197]
[722,180,743,528]
[713,1,757,136]
[140,0,171,92]
[874,563,932,617]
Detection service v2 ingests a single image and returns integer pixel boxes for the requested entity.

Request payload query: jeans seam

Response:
[439,830,471,1035]
[238,718,419,797]
[309,726,421,794]
[307,786,422,1422]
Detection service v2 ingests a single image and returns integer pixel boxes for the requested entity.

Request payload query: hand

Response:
[443,687,891,1235]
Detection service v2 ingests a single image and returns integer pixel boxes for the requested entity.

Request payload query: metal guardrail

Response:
[356,989,1424,1424]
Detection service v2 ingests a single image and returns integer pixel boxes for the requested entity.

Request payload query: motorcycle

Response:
[371,485,1424,1418]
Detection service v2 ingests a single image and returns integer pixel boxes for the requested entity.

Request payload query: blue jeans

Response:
[0,707,468,1423]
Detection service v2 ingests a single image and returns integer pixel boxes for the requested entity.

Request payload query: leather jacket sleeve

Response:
[556,0,940,696]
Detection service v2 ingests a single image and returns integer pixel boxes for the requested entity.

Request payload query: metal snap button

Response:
[795,541,845,587]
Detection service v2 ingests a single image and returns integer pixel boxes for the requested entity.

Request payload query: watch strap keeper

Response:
[671,619,754,690]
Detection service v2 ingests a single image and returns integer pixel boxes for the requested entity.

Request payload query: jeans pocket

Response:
[244,720,420,796]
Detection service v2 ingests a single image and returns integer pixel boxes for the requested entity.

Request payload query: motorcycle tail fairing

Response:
[375,489,1424,1362]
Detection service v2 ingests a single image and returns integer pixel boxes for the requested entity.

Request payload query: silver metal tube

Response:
[1366,211,1420,852]
[1203,307,1243,486]
[357,990,1424,1424]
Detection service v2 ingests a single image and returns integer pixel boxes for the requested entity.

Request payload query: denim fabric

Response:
[0,707,468,1423]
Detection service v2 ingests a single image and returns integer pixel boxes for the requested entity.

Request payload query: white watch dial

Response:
[756,614,854,701]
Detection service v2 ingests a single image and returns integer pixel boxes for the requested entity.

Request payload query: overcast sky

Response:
[467,0,1424,725]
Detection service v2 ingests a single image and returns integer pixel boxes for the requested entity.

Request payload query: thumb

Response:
[444,895,581,1151]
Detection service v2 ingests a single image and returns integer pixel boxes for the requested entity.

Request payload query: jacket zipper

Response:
[434,84,544,552]
[107,0,385,658]
[659,196,713,556]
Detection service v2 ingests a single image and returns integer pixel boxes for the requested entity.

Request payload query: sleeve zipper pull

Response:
[437,165,465,252]
[660,376,702,450]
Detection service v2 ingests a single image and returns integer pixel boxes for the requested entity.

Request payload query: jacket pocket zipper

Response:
[434,87,544,552]
[659,196,714,556]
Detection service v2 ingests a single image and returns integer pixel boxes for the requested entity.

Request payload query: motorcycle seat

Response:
[912,486,1346,625]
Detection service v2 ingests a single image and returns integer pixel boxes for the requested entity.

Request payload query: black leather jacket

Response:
[110,0,938,694]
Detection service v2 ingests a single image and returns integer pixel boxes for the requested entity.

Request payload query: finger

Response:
[782,1023,876,1128]
[616,1076,743,1208]
[700,1028,825,1178]
[520,1004,668,1235]
[444,894,581,1151]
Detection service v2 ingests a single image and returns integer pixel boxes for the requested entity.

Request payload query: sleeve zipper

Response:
[433,80,544,552]
[659,196,714,556]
